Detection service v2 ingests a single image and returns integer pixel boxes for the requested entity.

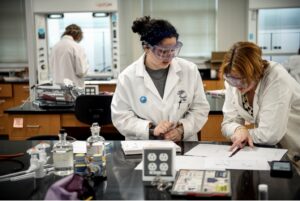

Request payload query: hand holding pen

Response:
[229,126,254,152]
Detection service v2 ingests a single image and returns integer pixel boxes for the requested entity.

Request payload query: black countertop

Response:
[0,141,299,200]
[0,77,29,83]
[4,102,75,114]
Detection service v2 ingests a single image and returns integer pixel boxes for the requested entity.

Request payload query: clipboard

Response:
[171,169,231,197]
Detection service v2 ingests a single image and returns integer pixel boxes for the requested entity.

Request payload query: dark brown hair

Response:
[62,24,83,42]
[220,41,269,83]
[132,16,179,46]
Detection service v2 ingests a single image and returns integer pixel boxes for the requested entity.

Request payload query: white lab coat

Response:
[50,35,89,88]
[111,54,210,141]
[284,55,300,84]
[222,61,300,160]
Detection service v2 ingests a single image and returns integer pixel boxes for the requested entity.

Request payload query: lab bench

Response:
[3,79,227,141]
[0,140,299,200]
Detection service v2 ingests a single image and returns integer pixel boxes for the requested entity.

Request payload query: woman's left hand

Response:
[164,128,182,142]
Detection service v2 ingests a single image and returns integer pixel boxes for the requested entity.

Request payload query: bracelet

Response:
[149,123,155,136]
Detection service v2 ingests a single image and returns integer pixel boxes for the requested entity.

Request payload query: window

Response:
[143,0,217,58]
[0,0,27,63]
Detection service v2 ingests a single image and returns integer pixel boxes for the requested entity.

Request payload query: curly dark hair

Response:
[131,16,179,46]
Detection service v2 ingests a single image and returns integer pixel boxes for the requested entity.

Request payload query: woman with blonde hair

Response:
[220,41,300,170]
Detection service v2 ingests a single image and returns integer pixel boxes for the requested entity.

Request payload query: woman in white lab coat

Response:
[111,16,209,141]
[283,48,300,84]
[221,41,300,168]
[50,24,89,88]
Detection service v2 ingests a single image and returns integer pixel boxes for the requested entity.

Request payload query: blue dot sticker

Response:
[140,96,147,103]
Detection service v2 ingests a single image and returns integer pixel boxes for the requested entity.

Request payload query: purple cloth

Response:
[45,174,84,200]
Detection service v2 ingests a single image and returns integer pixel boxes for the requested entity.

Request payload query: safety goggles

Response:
[223,74,248,88]
[149,41,183,62]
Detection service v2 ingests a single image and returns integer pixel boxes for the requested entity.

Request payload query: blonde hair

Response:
[220,41,269,83]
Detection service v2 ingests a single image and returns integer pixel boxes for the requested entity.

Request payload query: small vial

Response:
[52,129,74,176]
[258,184,268,200]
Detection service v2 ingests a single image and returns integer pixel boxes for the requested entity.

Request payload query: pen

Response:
[229,147,241,157]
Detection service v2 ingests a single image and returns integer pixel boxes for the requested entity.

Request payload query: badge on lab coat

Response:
[140,96,147,103]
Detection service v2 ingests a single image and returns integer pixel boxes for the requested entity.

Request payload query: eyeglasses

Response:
[223,74,248,88]
[149,41,183,62]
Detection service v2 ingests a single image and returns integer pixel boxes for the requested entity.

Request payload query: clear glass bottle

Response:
[86,123,106,178]
[52,129,74,176]
[86,122,105,157]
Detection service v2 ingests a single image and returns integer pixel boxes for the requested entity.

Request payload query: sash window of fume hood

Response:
[47,12,112,77]
[0,0,27,64]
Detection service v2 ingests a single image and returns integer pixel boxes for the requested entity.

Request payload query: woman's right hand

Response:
[230,126,254,151]
[153,121,174,136]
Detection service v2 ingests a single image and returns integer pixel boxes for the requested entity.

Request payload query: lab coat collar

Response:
[135,54,182,101]
[62,35,74,41]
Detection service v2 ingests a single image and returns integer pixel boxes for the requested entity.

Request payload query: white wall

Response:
[118,0,143,71]
[117,0,249,72]
[217,0,248,51]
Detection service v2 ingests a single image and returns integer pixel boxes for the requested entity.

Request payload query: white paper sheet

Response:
[135,155,270,171]
[204,157,270,170]
[185,144,287,161]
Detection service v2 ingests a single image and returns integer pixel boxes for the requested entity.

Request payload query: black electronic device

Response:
[74,94,113,125]
[270,161,293,178]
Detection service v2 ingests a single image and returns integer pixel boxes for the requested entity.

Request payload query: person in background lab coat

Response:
[283,48,300,84]
[111,16,210,141]
[221,41,300,171]
[50,24,89,88]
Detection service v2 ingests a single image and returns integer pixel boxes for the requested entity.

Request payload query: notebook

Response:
[121,140,181,155]
[171,169,231,197]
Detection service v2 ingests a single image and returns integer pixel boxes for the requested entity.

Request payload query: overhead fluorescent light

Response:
[47,14,64,19]
[92,12,108,17]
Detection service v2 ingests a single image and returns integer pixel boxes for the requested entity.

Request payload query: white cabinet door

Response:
[272,32,300,53]
[258,33,271,52]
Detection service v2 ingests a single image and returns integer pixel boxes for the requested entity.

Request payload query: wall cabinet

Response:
[0,83,29,135]
[258,31,300,54]
[203,80,224,91]
[13,84,30,106]
[201,114,229,142]
[9,114,60,140]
